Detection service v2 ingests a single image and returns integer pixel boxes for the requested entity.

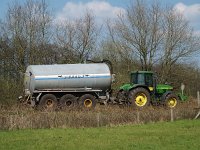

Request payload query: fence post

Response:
[97,113,100,127]
[170,108,174,122]
[137,110,140,123]
[194,91,200,119]
[197,91,200,107]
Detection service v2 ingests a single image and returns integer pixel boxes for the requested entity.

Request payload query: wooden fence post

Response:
[170,108,174,122]
[137,110,140,123]
[197,91,200,108]
[194,91,200,119]
[97,113,100,127]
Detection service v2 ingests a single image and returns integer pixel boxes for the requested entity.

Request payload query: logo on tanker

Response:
[64,74,104,79]
[68,75,85,78]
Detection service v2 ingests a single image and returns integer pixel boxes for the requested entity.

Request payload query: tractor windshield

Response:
[131,73,144,84]
[131,72,153,86]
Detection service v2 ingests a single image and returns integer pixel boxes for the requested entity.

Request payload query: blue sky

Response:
[0,0,200,35]
[0,0,199,64]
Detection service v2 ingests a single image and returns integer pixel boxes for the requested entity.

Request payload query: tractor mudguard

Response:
[177,93,188,101]
[161,91,173,101]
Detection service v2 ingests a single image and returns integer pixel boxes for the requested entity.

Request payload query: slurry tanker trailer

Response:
[22,61,113,110]
[20,60,186,110]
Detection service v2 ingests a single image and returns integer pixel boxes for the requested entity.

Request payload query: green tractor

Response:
[116,71,186,108]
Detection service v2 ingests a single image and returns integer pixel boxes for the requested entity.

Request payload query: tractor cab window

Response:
[145,73,153,87]
[131,73,145,84]
[137,74,145,84]
[131,72,153,86]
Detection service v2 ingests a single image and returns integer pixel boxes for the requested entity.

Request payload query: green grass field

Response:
[0,120,199,150]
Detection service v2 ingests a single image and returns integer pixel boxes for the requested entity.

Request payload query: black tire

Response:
[129,87,150,108]
[60,94,77,109]
[164,93,179,108]
[38,94,58,111]
[116,91,127,103]
[117,91,130,108]
[79,94,96,109]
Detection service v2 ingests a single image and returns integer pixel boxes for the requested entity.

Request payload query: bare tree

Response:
[55,20,78,63]
[107,0,200,81]
[1,0,52,79]
[108,0,163,71]
[55,12,99,63]
[159,9,200,82]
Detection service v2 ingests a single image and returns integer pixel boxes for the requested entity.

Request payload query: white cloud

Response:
[174,3,200,35]
[193,30,200,37]
[55,1,125,24]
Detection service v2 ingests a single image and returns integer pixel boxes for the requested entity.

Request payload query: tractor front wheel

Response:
[165,93,179,108]
[129,88,150,108]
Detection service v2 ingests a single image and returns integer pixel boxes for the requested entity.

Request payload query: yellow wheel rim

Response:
[167,98,177,108]
[84,99,93,108]
[46,99,54,108]
[135,93,147,107]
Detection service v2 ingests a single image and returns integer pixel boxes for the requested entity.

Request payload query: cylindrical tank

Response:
[24,63,112,95]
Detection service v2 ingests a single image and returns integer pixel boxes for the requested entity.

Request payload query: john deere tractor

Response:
[117,71,186,108]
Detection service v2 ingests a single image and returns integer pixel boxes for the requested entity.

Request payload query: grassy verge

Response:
[0,120,200,150]
[0,99,198,129]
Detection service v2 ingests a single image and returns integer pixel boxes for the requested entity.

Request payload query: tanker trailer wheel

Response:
[38,94,58,111]
[59,94,77,109]
[79,94,96,109]
[164,93,179,108]
[129,87,150,108]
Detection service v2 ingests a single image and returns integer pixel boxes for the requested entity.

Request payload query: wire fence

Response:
[0,98,198,130]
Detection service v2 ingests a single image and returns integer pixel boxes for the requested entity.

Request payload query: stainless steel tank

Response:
[24,63,112,95]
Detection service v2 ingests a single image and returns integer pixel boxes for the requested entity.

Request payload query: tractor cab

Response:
[130,71,154,92]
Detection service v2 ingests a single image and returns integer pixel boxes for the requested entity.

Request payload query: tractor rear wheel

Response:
[165,93,179,108]
[129,87,150,108]
[79,94,96,109]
